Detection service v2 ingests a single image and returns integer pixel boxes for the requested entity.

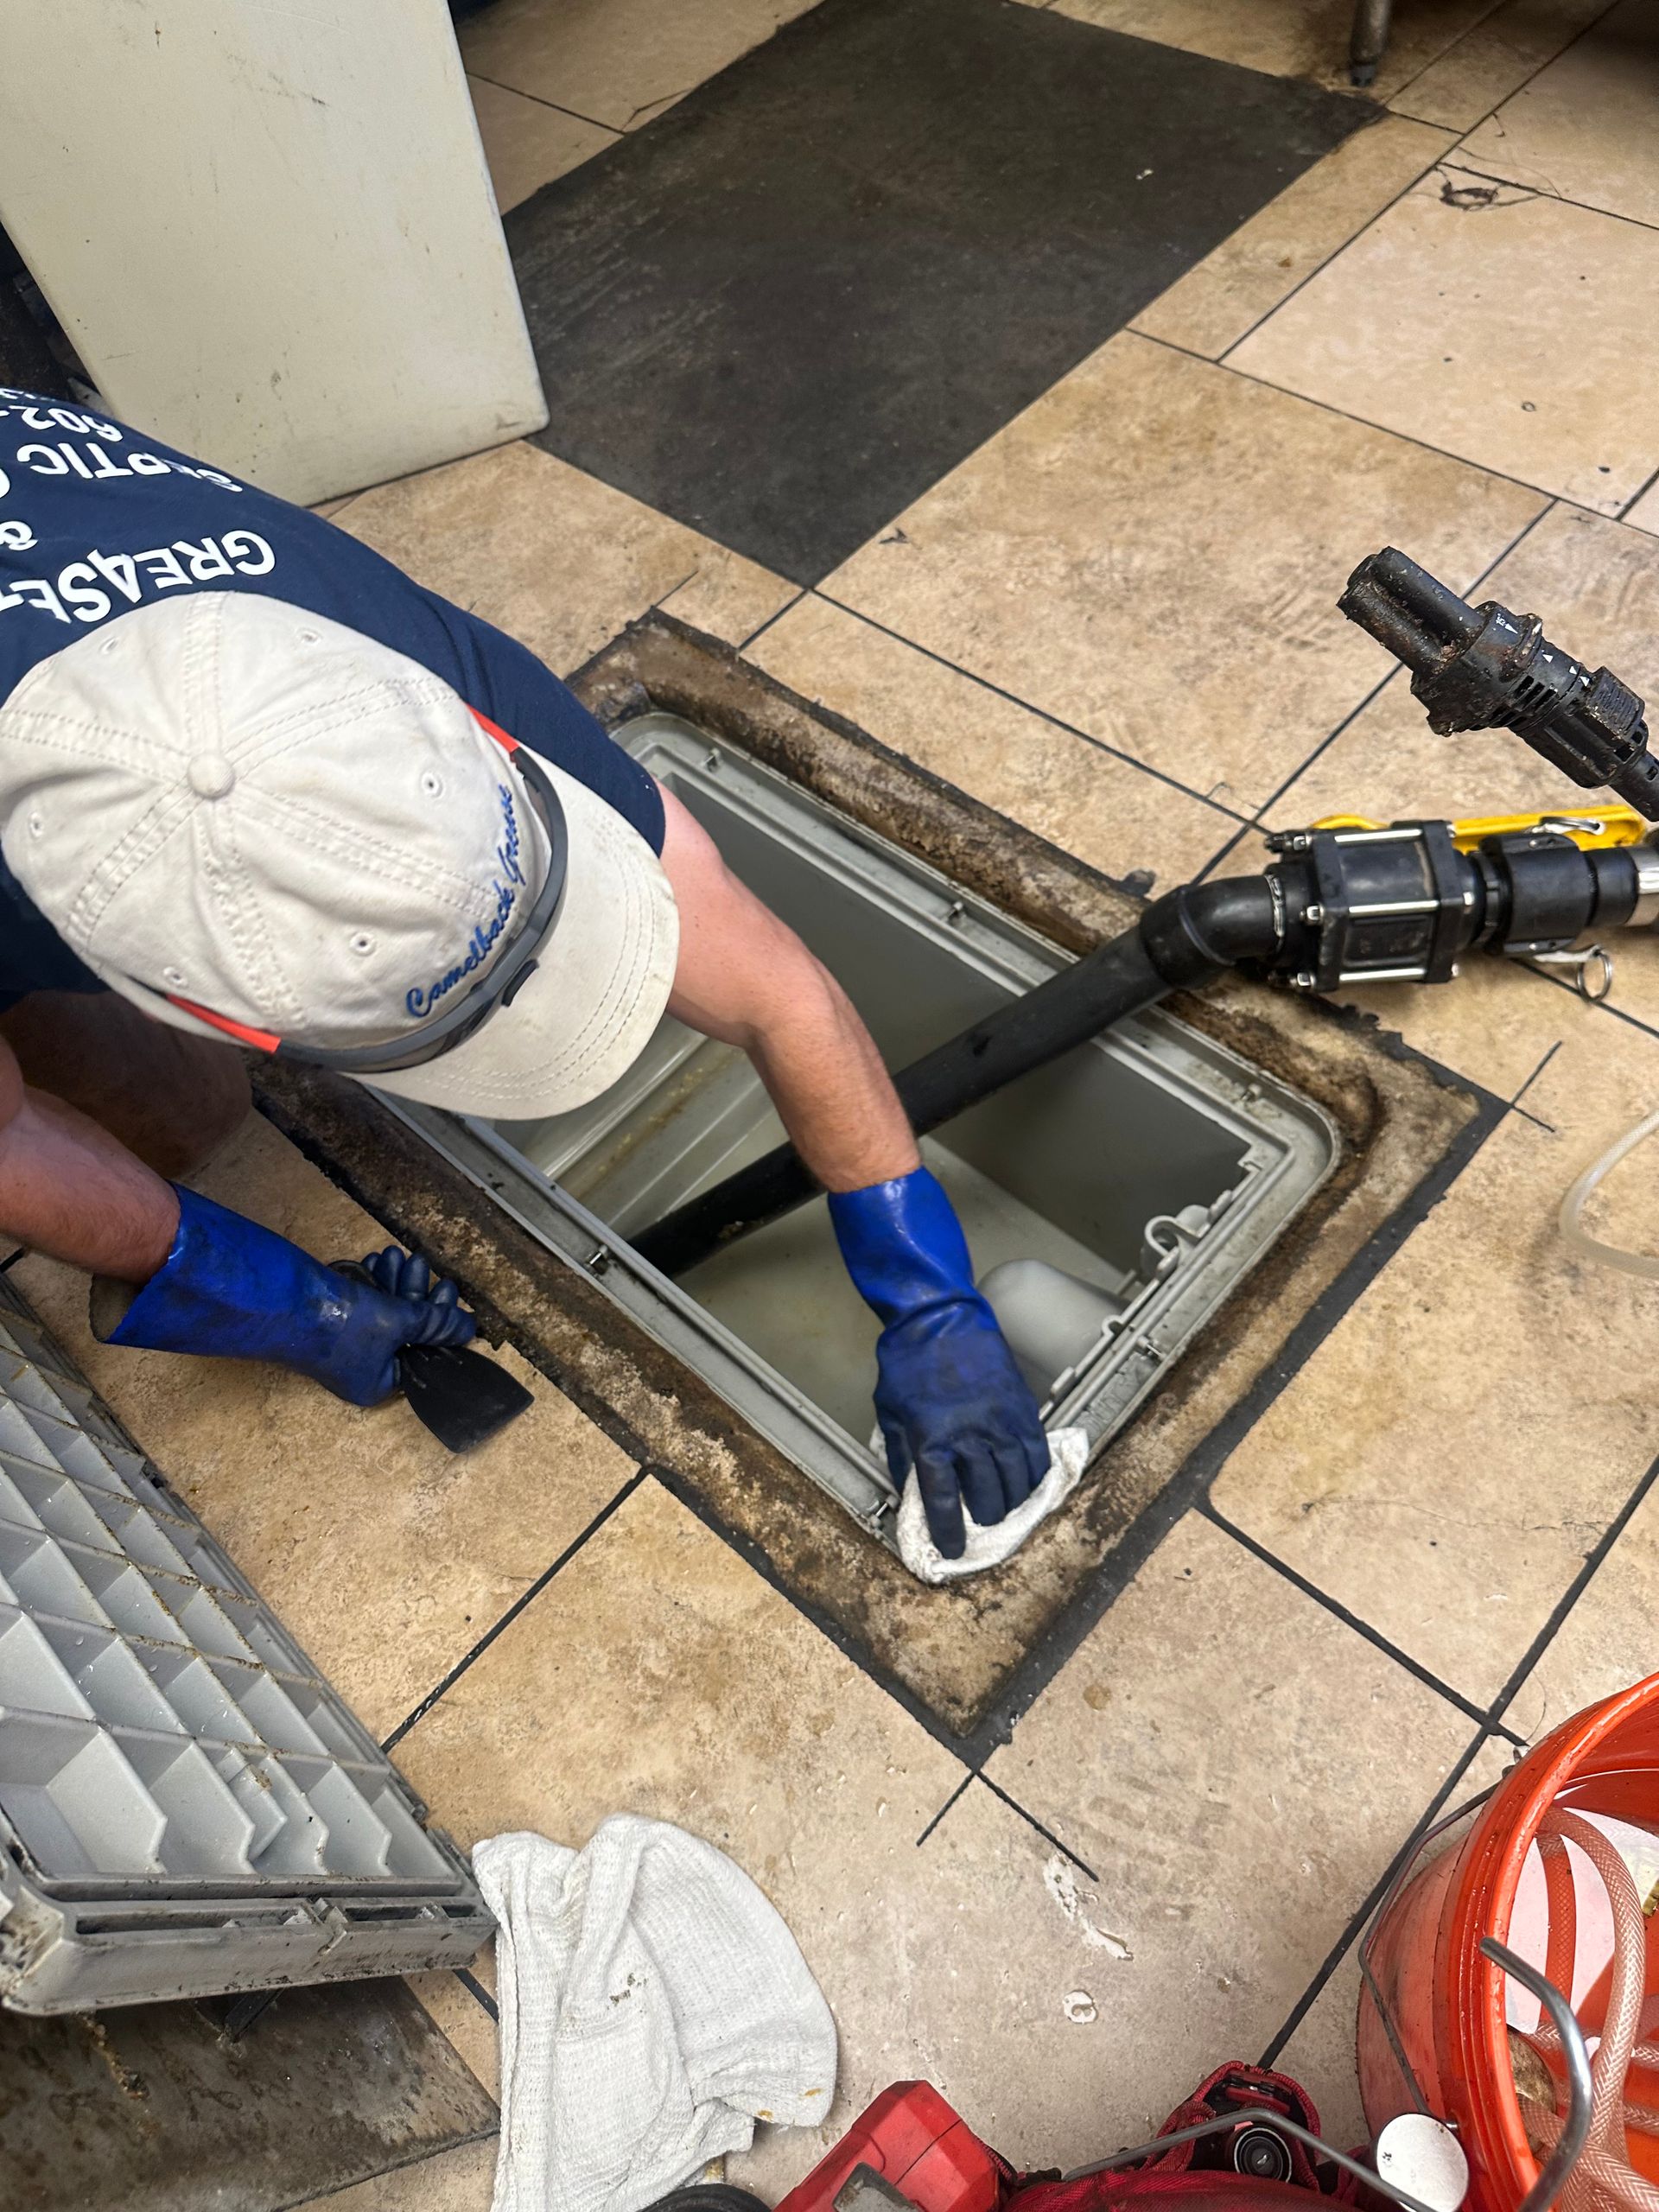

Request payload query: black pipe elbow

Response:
[1138,876,1282,990]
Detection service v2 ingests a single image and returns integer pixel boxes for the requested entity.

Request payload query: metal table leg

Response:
[1350,0,1392,85]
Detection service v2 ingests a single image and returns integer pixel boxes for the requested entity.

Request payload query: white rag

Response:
[474,1815,837,2212]
[893,1426,1090,1583]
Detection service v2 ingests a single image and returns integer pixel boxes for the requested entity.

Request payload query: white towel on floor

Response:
[475,1815,837,2212]
[893,1426,1090,1583]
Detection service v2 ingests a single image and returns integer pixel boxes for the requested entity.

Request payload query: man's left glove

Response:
[92,1185,475,1406]
[829,1165,1050,1560]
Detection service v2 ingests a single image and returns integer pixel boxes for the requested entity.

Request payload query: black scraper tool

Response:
[333,1260,534,1454]
[396,1339,533,1454]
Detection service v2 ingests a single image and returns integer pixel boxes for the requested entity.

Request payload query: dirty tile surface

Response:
[1211,1008,1659,1707]
[337,441,791,673]
[1390,0,1623,132]
[17,0,1659,2191]
[1270,1730,1516,2145]
[467,76,619,213]
[460,0,818,131]
[10,1115,638,1742]
[505,0,1367,582]
[310,2137,498,2211]
[984,1516,1478,2116]
[1132,115,1455,359]
[825,334,1543,812]
[1231,168,1659,512]
[1042,0,1500,96]
[1457,0,1659,219]
[752,592,1239,889]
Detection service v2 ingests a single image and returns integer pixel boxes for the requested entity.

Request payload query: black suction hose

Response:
[631,877,1281,1281]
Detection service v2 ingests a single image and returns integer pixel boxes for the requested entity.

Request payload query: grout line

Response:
[380,1470,649,1751]
[1510,1033,1563,1111]
[1528,960,1659,1052]
[1258,1719,1497,2067]
[1508,1096,1557,1135]
[915,1769,975,1847]
[1200,1503,1496,1730]
[1142,329,1575,518]
[1384,0,1618,127]
[1484,1448,1659,1738]
[648,563,700,613]
[1380,0,1509,108]
[457,1967,499,2022]
[1215,138,1457,365]
[1619,460,1659,521]
[1440,153,1659,244]
[275,2132,502,2212]
[463,67,618,135]
[736,586,809,654]
[810,589,1251,823]
[1190,817,1258,887]
[975,1770,1100,1882]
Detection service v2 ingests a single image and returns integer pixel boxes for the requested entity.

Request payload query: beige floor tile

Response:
[1232,170,1659,513]
[1316,958,1572,1104]
[460,0,818,133]
[982,1516,1476,2128]
[468,77,618,213]
[1503,1456,1659,1743]
[10,1115,637,1742]
[310,2137,497,2211]
[752,593,1236,891]
[411,1972,501,2104]
[338,442,791,676]
[1046,0,1497,96]
[1391,0,1624,131]
[658,561,799,647]
[746,1758,1410,2177]
[1455,0,1659,217]
[1209,1006,1659,1705]
[1263,500,1659,1067]
[1274,1734,1517,2143]
[824,334,1543,814]
[1134,117,1455,360]
[395,1479,1317,2174]
[394,1478,971,2139]
[1623,472,1659,534]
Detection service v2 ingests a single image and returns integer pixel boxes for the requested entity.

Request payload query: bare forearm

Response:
[1,1085,180,1280]
[658,784,918,1192]
[739,961,918,1192]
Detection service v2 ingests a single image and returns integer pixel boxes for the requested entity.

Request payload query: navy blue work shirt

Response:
[0,388,664,1013]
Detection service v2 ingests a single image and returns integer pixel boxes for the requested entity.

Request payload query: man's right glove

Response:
[828,1165,1050,1559]
[92,1185,475,1406]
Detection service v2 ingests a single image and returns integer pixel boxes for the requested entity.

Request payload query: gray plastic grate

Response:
[0,1274,491,2012]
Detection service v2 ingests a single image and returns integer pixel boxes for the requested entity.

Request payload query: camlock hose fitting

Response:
[632,546,1659,1281]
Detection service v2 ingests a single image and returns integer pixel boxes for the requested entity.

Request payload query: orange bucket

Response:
[1359,1673,1659,2211]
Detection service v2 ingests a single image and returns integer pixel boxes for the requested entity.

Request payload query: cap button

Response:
[188,753,237,800]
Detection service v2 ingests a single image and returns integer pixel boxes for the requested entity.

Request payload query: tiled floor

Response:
[24,1,1659,2204]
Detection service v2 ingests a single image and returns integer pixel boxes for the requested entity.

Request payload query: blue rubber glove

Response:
[94,1185,475,1406]
[828,1166,1050,1560]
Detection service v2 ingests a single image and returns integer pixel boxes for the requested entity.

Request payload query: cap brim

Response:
[364,763,679,1121]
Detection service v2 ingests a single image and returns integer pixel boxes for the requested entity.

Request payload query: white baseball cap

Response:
[0,592,679,1118]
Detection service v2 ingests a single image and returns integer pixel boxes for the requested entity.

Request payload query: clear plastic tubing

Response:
[1559,1107,1659,1282]
[1522,1809,1659,2212]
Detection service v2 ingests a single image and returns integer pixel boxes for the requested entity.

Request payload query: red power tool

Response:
[774,2083,1006,2212]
